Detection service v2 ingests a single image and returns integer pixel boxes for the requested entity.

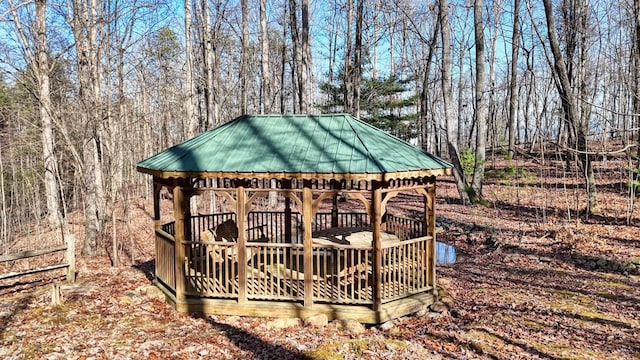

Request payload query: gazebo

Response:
[136,114,452,324]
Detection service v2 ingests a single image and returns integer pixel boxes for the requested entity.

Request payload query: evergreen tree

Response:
[319,74,420,141]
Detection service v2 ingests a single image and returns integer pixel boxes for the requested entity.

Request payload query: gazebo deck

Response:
[154,210,436,323]
[138,114,452,324]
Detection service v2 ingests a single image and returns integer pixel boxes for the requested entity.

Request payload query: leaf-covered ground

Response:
[1,159,639,359]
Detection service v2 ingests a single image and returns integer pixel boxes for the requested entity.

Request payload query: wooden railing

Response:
[161,221,175,236]
[158,211,428,305]
[155,228,176,290]
[381,236,432,301]
[313,211,370,232]
[384,214,424,241]
[184,240,238,297]
[247,243,304,301]
[165,212,419,243]
[0,243,73,282]
[247,212,302,243]
[181,240,376,304]
[181,211,374,243]
[190,213,236,241]
[312,244,373,304]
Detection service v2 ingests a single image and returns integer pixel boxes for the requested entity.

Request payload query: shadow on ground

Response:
[203,317,313,360]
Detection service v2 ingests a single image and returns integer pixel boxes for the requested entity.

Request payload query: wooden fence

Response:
[0,234,75,283]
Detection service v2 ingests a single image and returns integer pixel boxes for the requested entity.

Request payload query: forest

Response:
[1,0,640,359]
[1,0,639,251]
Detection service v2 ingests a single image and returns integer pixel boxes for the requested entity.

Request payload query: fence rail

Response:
[0,240,74,282]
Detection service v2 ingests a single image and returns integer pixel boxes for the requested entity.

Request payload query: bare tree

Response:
[633,0,640,181]
[184,0,198,138]
[240,0,249,114]
[301,0,311,112]
[67,0,108,255]
[352,0,363,118]
[201,0,217,128]
[288,0,310,113]
[260,0,271,114]
[471,0,487,202]
[5,0,64,231]
[343,0,354,115]
[542,0,597,214]
[508,0,520,159]
[440,0,470,204]
[420,16,440,154]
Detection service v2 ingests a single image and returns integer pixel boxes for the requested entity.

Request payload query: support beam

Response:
[153,180,162,230]
[283,180,293,242]
[372,183,383,310]
[237,186,248,303]
[426,184,437,296]
[173,183,190,305]
[302,183,313,307]
[331,195,339,227]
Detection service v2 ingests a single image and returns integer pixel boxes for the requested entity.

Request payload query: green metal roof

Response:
[136,114,452,179]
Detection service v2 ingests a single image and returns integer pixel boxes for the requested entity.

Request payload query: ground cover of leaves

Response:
[1,158,639,359]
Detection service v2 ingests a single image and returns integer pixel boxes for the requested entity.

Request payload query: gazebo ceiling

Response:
[136,113,452,180]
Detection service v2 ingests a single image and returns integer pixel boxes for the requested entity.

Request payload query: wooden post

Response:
[284,180,292,243]
[65,232,75,283]
[331,195,339,227]
[237,187,247,303]
[427,182,437,296]
[331,179,340,228]
[173,184,189,306]
[372,183,383,310]
[302,182,314,308]
[153,181,162,231]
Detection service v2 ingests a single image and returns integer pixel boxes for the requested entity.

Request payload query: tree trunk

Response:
[420,19,440,152]
[7,0,65,231]
[289,0,308,113]
[508,0,520,159]
[353,0,364,118]
[0,144,6,243]
[488,0,501,164]
[202,0,217,128]
[343,0,354,115]
[633,0,640,191]
[300,0,310,113]
[260,0,271,114]
[36,0,64,230]
[68,0,107,255]
[280,13,287,114]
[440,0,470,204]
[471,0,487,202]
[240,0,249,114]
[542,0,597,214]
